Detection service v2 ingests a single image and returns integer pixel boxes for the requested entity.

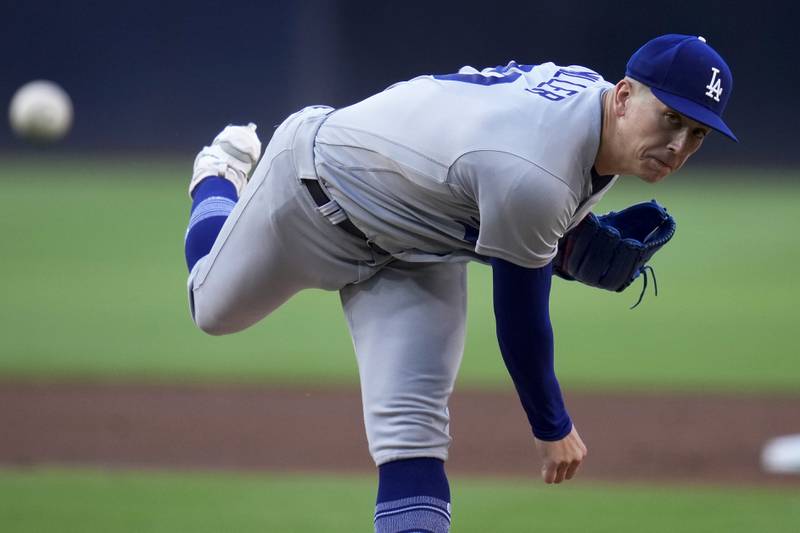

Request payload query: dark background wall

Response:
[2,0,797,165]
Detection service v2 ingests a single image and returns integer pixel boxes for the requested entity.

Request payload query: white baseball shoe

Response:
[189,123,262,197]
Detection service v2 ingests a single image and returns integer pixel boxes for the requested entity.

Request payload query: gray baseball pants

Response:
[188,107,467,465]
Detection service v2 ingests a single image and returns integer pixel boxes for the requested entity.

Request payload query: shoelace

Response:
[630,265,658,309]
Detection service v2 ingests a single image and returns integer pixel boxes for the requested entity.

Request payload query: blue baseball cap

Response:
[626,34,737,142]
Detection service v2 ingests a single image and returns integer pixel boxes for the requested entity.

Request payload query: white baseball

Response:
[761,434,800,474]
[9,80,73,142]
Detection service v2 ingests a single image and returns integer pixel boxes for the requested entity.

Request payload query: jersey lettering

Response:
[525,87,564,101]
[553,68,601,84]
[433,64,600,104]
[526,68,601,102]
[433,62,535,86]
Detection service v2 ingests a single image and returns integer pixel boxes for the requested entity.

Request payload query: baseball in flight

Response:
[9,80,73,142]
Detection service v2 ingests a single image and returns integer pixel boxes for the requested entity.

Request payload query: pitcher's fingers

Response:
[553,462,569,484]
[565,459,582,480]
[542,462,557,484]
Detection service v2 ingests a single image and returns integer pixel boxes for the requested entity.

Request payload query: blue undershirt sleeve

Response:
[184,176,237,272]
[490,257,572,441]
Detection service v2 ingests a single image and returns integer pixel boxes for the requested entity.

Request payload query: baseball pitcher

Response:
[183,34,736,533]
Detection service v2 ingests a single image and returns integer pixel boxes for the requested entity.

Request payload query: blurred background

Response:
[1,1,799,532]
[2,0,798,164]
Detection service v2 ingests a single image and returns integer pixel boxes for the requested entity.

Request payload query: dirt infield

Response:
[1,381,799,486]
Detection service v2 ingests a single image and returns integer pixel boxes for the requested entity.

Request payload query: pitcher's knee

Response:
[193,306,236,336]
[189,287,250,336]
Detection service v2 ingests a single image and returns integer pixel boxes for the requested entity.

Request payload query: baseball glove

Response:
[553,200,676,307]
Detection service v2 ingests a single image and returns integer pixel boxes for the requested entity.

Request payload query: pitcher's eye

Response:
[665,112,681,126]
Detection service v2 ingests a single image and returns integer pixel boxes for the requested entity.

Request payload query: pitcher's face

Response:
[619,88,711,183]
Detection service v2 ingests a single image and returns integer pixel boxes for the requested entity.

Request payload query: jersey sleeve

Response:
[452,151,579,268]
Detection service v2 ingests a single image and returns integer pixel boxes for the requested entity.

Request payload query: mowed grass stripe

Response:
[0,467,798,533]
[1,160,798,391]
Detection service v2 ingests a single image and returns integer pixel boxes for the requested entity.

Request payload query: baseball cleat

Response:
[189,123,262,196]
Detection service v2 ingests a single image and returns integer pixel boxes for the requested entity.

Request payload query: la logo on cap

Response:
[705,67,723,102]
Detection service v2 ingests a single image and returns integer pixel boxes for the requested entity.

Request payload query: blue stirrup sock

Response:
[375,458,451,533]
[184,176,237,272]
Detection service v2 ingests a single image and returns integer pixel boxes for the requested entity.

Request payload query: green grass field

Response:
[1,468,798,533]
[1,158,799,533]
[1,158,797,392]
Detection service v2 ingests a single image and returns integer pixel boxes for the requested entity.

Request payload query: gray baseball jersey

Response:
[315,61,617,268]
[189,62,618,466]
